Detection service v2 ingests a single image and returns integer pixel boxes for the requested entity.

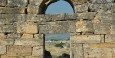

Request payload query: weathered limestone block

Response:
[89,3,112,12]
[0,7,25,14]
[39,21,74,34]
[0,46,6,54]
[64,13,77,19]
[77,12,96,20]
[84,45,113,58]
[1,55,16,58]
[25,56,43,58]
[0,25,16,33]
[7,0,28,7]
[71,35,104,43]
[32,46,43,56]
[71,44,83,58]
[76,20,94,33]
[17,22,38,34]
[45,14,65,21]
[72,0,88,5]
[0,0,6,6]
[27,5,39,14]
[14,38,43,46]
[15,34,43,46]
[75,3,88,13]
[21,34,34,39]
[93,23,110,34]
[83,43,115,48]
[29,0,43,6]
[0,18,14,24]
[105,35,115,43]
[7,34,21,39]
[89,0,114,3]
[112,3,115,13]
[0,39,14,45]
[0,33,6,39]
[110,25,115,34]
[7,46,32,56]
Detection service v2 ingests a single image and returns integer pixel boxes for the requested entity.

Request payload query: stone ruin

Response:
[0,0,115,58]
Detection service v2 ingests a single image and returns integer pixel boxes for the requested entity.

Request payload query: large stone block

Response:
[0,0,6,6]
[0,25,16,33]
[84,46,112,58]
[71,44,83,58]
[72,0,88,5]
[71,35,104,43]
[21,34,33,38]
[39,21,74,34]
[89,0,114,3]
[93,23,110,34]
[27,5,39,14]
[32,46,43,56]
[0,46,6,54]
[29,0,43,6]
[112,3,115,13]
[76,20,94,33]
[7,46,32,56]
[0,7,25,14]
[14,34,43,46]
[64,13,77,20]
[0,18,14,24]
[1,55,16,58]
[17,22,38,34]
[77,12,96,20]
[7,0,28,7]
[75,3,88,13]
[105,35,115,43]
[0,39,14,45]
[89,3,112,12]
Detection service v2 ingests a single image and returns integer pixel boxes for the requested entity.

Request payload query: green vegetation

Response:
[54,42,65,48]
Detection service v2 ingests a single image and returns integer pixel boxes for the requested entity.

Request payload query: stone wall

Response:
[0,0,115,58]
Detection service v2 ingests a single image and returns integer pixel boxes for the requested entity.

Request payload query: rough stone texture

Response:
[32,46,43,56]
[0,0,6,6]
[0,46,6,54]
[76,20,94,33]
[0,0,114,58]
[71,44,83,58]
[71,35,104,43]
[7,0,28,7]
[0,7,25,14]
[7,46,32,56]
[17,22,38,34]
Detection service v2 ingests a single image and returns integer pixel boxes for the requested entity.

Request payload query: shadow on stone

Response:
[44,50,52,58]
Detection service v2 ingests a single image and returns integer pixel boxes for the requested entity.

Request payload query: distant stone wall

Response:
[0,0,115,58]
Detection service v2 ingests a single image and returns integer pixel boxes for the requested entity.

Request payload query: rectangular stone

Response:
[84,43,115,48]
[0,0,6,6]
[32,46,43,56]
[0,19,14,24]
[17,22,38,34]
[77,12,96,20]
[110,25,115,34]
[89,0,114,3]
[75,3,88,13]
[71,44,83,58]
[7,46,32,56]
[89,3,112,12]
[71,35,104,43]
[39,21,70,34]
[29,0,43,6]
[84,47,112,58]
[0,39,14,45]
[1,55,16,58]
[27,5,39,14]
[7,0,28,7]
[76,20,94,33]
[21,34,34,39]
[0,46,6,54]
[14,38,43,46]
[64,13,77,20]
[0,7,25,14]
[105,35,115,43]
[0,25,16,33]
[93,23,110,34]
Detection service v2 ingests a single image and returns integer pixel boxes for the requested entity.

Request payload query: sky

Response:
[45,0,74,41]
